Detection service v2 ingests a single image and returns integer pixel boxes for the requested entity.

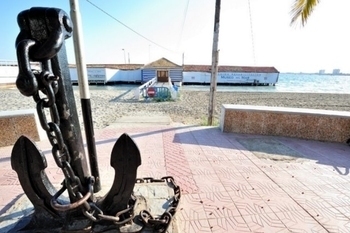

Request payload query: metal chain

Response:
[137,176,181,233]
[16,39,97,219]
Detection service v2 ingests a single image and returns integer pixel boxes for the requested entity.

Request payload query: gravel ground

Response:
[1,87,350,129]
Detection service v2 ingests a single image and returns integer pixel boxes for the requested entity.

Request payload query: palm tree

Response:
[290,0,320,26]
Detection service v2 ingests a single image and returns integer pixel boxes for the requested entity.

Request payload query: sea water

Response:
[85,73,350,94]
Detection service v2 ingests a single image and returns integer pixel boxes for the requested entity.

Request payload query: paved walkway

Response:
[1,123,350,232]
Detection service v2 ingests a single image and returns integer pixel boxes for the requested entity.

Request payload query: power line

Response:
[85,0,177,53]
[177,0,190,49]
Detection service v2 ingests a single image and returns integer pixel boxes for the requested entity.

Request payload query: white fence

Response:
[134,77,157,99]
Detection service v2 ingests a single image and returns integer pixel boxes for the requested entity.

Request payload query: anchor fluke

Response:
[99,133,142,215]
[11,136,63,230]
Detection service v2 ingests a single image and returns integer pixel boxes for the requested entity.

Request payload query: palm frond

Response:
[290,0,320,26]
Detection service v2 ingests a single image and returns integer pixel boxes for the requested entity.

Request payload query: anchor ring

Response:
[50,178,94,211]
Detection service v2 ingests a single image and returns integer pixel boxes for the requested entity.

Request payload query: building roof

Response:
[183,65,279,73]
[143,57,182,69]
[69,64,144,70]
[68,58,279,73]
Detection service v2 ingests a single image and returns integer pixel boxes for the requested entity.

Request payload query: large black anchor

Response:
[11,7,145,232]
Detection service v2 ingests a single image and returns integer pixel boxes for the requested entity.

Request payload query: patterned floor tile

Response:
[172,175,199,194]
[240,171,281,191]
[208,216,251,232]
[199,191,241,219]
[242,212,287,232]
[311,207,350,231]
[219,148,247,159]
[212,161,247,180]
[193,174,226,193]
[188,160,216,175]
[291,191,333,211]
[184,152,208,162]
[2,124,350,232]
[176,194,207,221]
[176,219,212,233]
[220,175,252,193]
[275,210,327,233]
[261,194,304,213]
[228,189,273,217]
[0,170,19,186]
[334,206,350,220]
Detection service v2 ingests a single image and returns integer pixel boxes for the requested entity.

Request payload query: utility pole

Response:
[208,0,221,125]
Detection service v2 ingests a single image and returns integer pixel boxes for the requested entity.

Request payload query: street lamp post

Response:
[122,48,126,64]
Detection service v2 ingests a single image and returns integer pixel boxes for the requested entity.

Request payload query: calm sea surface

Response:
[86,73,350,94]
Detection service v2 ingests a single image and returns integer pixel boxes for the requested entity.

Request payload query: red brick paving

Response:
[1,124,350,232]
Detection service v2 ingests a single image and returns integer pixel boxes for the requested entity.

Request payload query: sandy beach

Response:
[1,87,350,129]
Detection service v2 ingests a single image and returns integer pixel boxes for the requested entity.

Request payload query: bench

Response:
[220,104,350,143]
[0,109,46,147]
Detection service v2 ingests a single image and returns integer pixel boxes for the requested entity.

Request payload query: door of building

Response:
[157,70,169,82]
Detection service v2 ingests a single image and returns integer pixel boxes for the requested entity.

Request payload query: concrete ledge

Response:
[220,104,350,143]
[0,109,45,147]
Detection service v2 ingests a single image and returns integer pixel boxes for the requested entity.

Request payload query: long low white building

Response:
[1,58,279,86]
[69,66,142,84]
[183,65,279,85]
[69,58,183,85]
[69,58,279,86]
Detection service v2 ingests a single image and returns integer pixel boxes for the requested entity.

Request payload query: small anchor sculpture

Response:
[11,7,180,233]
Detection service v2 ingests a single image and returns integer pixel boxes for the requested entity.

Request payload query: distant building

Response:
[319,69,325,74]
[332,69,341,74]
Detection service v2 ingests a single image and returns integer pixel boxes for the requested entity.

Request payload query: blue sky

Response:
[1,0,350,73]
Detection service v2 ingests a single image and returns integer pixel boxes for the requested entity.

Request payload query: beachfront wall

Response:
[183,71,279,84]
[183,71,211,84]
[70,67,108,84]
[183,65,279,85]
[107,69,141,83]
[218,72,278,84]
[70,67,141,84]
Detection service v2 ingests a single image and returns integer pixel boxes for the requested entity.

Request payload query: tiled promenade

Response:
[1,123,350,232]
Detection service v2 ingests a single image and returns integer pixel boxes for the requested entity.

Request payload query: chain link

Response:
[137,176,181,233]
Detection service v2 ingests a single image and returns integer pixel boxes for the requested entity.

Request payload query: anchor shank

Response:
[50,45,91,188]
